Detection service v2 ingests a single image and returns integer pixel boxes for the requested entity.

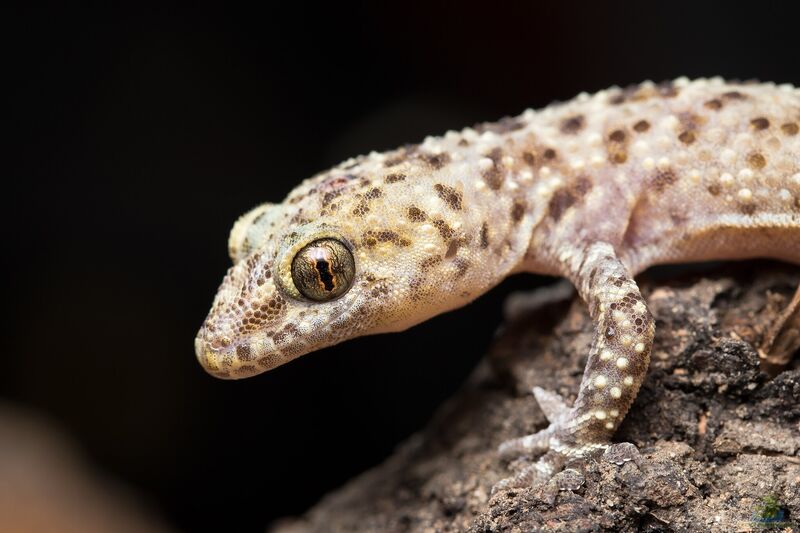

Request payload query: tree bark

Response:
[273,262,800,533]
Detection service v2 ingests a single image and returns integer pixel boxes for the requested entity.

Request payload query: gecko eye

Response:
[291,238,355,301]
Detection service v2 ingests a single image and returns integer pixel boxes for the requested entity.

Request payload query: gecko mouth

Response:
[194,329,297,379]
[195,293,366,379]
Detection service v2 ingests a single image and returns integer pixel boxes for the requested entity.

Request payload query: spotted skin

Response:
[196,77,800,489]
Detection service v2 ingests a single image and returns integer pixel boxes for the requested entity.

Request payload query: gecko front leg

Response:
[495,242,655,491]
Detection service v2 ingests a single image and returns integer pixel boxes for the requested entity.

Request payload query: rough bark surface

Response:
[273,263,800,532]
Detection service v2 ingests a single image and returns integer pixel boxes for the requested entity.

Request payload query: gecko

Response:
[196,77,800,490]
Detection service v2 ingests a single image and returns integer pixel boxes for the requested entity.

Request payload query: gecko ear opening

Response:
[228,202,278,263]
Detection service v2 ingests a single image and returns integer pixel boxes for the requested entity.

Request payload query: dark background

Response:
[5,2,799,532]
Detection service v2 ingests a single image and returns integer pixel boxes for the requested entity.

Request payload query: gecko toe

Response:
[492,450,567,494]
[497,387,611,490]
[498,425,553,459]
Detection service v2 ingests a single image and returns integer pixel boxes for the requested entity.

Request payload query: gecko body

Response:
[196,77,800,487]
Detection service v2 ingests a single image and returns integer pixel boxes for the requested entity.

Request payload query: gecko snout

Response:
[194,335,237,379]
[194,316,307,379]
[194,329,282,379]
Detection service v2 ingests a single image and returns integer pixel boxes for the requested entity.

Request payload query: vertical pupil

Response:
[314,258,336,291]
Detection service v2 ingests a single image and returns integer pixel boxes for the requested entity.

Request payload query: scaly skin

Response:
[196,77,800,488]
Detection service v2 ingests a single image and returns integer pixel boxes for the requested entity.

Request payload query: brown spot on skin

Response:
[606,128,629,165]
[781,122,799,136]
[383,147,415,168]
[548,189,576,222]
[458,139,469,147]
[609,150,627,164]
[407,206,427,222]
[445,240,460,258]
[240,239,252,256]
[678,112,705,131]
[522,152,535,166]
[385,173,406,183]
[678,131,696,144]
[611,83,655,105]
[560,115,585,134]
[511,201,525,223]
[609,130,626,143]
[352,187,383,216]
[609,93,626,105]
[322,189,343,207]
[434,183,463,210]
[271,324,298,346]
[419,152,451,170]
[740,203,757,215]
[482,147,505,190]
[658,81,679,98]
[352,200,369,217]
[453,258,470,278]
[704,99,723,110]
[362,230,411,247]
[384,156,405,167]
[750,117,770,130]
[707,184,721,196]
[408,277,424,295]
[543,148,557,160]
[236,345,253,361]
[419,256,441,270]
[747,152,767,169]
[370,285,389,298]
[251,211,267,226]
[480,222,489,248]
[633,120,650,133]
[652,169,678,192]
[723,91,747,100]
[547,176,593,221]
[432,219,454,240]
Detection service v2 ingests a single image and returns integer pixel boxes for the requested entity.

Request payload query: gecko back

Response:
[196,78,800,380]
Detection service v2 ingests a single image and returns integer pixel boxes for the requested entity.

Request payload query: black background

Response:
[5,3,799,532]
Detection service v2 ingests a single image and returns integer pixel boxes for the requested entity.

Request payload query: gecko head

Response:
[195,145,528,379]
[194,210,371,379]
[195,162,489,379]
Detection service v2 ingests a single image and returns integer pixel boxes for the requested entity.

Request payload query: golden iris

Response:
[291,238,355,301]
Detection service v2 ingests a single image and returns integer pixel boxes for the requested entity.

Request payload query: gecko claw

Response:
[495,387,611,491]
[495,389,572,491]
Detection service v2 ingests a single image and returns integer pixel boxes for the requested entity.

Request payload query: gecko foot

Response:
[493,243,652,494]
[493,387,608,494]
